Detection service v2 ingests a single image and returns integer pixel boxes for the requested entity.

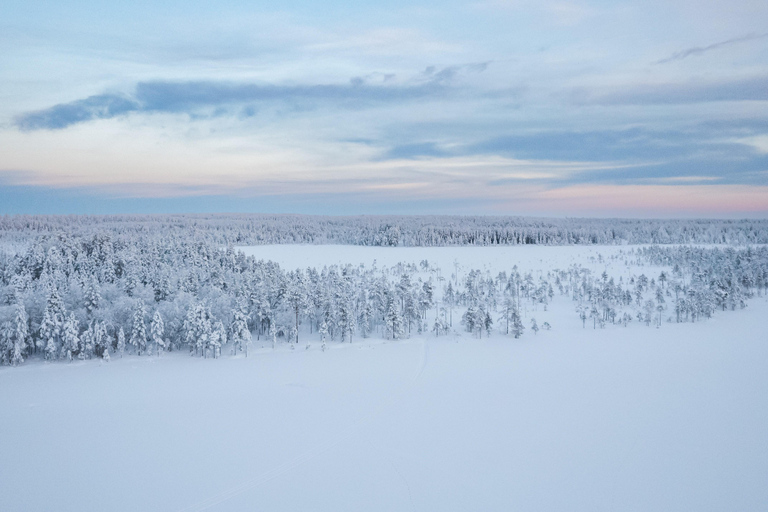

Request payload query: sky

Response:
[1,0,768,217]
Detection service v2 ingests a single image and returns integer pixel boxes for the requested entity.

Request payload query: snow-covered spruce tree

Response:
[130,301,148,356]
[530,318,539,335]
[462,305,476,334]
[61,313,80,361]
[444,281,455,326]
[151,311,165,356]
[432,315,449,337]
[10,302,28,366]
[1,321,14,365]
[116,327,126,358]
[230,307,251,356]
[473,306,486,338]
[511,306,524,339]
[403,291,419,335]
[286,270,307,345]
[499,295,516,335]
[270,322,277,349]
[39,289,64,359]
[319,319,328,351]
[484,310,493,337]
[92,321,108,359]
[211,320,225,358]
[357,290,373,339]
[385,294,404,340]
[79,322,93,359]
[184,304,213,357]
[337,297,355,343]
[84,278,101,315]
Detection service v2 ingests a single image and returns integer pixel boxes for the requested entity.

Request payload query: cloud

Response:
[657,32,768,64]
[574,75,768,105]
[378,142,451,160]
[14,77,453,131]
[13,61,491,131]
[15,95,140,131]
[465,127,755,162]
[421,62,491,83]
[568,154,768,187]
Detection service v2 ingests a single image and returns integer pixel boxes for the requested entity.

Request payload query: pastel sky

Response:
[2,0,768,216]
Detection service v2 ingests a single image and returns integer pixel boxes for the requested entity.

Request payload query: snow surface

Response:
[2,245,767,511]
[237,244,640,274]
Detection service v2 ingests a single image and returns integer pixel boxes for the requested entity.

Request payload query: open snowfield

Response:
[237,244,645,276]
[2,245,767,511]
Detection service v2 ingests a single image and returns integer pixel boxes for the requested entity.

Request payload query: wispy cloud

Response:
[657,32,768,64]
[13,62,492,131]
[573,75,768,105]
[15,95,140,131]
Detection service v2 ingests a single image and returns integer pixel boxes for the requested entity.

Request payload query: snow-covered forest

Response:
[3,215,768,512]
[1,215,767,366]
[2,214,768,247]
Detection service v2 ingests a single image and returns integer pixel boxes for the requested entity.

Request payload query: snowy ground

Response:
[2,245,767,511]
[237,244,645,276]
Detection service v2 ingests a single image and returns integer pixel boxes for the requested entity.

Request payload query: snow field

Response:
[2,296,767,511]
[1,244,767,511]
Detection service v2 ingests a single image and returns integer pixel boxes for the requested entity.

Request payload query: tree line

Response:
[2,214,767,247]
[1,227,767,366]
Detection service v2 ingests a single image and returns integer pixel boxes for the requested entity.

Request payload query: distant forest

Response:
[2,214,768,247]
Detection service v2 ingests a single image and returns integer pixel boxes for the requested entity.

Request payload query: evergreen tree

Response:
[151,311,165,356]
[1,321,14,365]
[385,295,404,340]
[62,313,80,361]
[116,327,126,358]
[211,320,225,358]
[230,308,251,356]
[80,322,93,359]
[84,279,101,315]
[319,319,328,351]
[11,302,28,366]
[130,301,148,355]
[511,307,524,339]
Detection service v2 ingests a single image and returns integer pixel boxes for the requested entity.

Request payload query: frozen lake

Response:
[1,245,766,511]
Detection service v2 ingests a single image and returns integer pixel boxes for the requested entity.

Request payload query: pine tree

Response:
[151,311,165,356]
[319,319,328,352]
[130,301,148,355]
[1,322,14,365]
[84,279,101,315]
[39,307,59,360]
[11,302,28,366]
[444,281,455,326]
[91,321,107,359]
[484,310,493,337]
[270,322,277,349]
[286,270,307,345]
[62,313,80,361]
[116,327,126,358]
[211,320,225,358]
[230,308,251,356]
[40,287,65,358]
[80,322,93,359]
[511,307,524,339]
[385,296,404,340]
[358,294,373,339]
[184,304,212,357]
